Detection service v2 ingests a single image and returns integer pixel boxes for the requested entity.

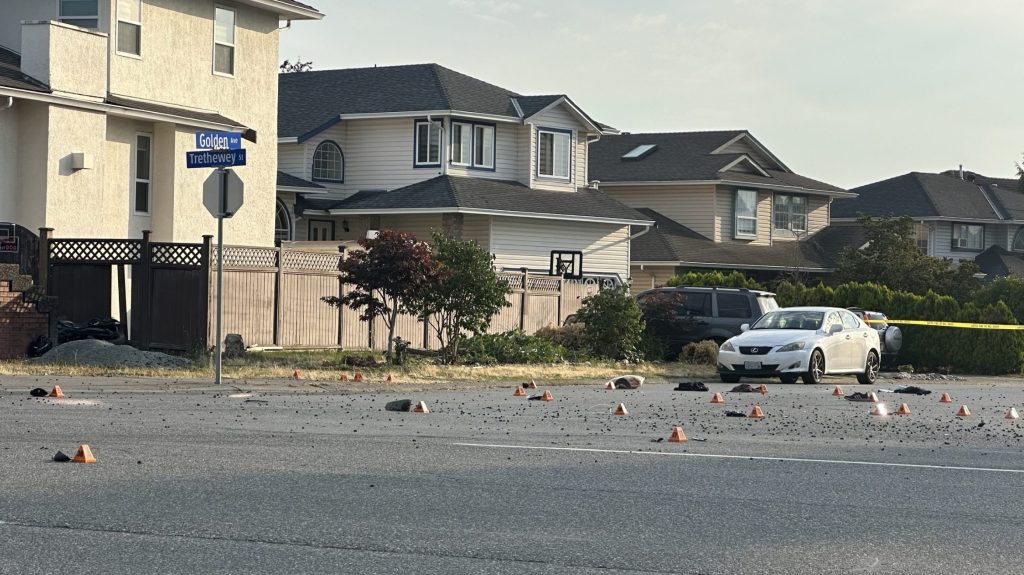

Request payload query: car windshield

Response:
[751,310,824,330]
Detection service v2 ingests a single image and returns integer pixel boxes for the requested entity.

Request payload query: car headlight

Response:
[777,341,807,352]
[720,341,736,352]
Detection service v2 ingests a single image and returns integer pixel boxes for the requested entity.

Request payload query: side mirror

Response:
[740,324,750,332]
[829,324,844,335]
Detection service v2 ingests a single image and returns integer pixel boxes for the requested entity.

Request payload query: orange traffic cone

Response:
[668,426,688,443]
[1006,407,1020,420]
[48,385,65,398]
[757,384,768,395]
[513,386,526,397]
[868,392,879,403]
[540,390,554,401]
[748,405,765,419]
[604,381,615,390]
[71,444,96,464]
[614,403,629,416]
[527,380,538,389]
[956,405,971,417]
[871,403,888,416]
[832,385,844,397]
[710,392,724,404]
[412,401,430,413]
[339,373,349,382]
[386,374,394,383]
[895,402,912,415]
[354,372,364,382]
[939,392,952,403]
[292,370,303,380]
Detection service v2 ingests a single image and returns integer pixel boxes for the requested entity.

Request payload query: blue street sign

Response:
[186,149,247,169]
[195,131,242,150]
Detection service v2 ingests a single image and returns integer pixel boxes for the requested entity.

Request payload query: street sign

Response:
[195,131,242,150]
[186,149,246,169]
[203,169,244,218]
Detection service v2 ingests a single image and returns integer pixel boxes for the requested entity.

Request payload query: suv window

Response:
[716,293,752,319]
[841,311,861,330]
[677,292,711,317]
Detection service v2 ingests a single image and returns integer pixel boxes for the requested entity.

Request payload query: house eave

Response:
[277,186,329,194]
[632,259,833,272]
[237,0,324,20]
[598,179,855,198]
[325,206,655,227]
[830,216,1018,225]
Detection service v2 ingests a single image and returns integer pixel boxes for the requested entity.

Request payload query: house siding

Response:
[379,214,443,240]
[932,221,1010,261]
[489,216,629,279]
[446,120,519,182]
[462,214,490,250]
[715,186,772,245]
[604,184,717,239]
[630,265,677,296]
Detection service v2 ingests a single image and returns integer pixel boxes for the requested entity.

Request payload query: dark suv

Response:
[636,286,779,352]
[847,308,902,366]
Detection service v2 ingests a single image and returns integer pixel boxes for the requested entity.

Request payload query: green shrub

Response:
[574,287,645,361]
[666,271,764,290]
[973,276,1024,324]
[535,323,589,361]
[679,340,719,366]
[640,332,669,361]
[897,364,914,373]
[459,330,565,364]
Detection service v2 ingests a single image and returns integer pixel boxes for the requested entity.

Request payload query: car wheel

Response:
[857,350,880,385]
[720,374,740,384]
[780,375,798,384]
[802,350,825,385]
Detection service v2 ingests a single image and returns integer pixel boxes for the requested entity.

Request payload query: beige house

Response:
[0,0,322,245]
[588,131,854,292]
[275,64,653,284]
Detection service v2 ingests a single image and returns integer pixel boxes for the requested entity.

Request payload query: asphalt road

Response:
[3,375,1024,574]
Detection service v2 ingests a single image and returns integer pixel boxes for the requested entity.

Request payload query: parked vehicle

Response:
[635,286,779,352]
[847,308,902,365]
[717,306,881,385]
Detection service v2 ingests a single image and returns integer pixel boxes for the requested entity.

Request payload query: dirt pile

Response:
[31,339,192,369]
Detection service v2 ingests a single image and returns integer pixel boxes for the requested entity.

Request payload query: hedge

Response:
[666,271,764,290]
[774,281,1024,375]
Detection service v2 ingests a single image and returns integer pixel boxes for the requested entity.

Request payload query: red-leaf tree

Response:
[323,230,436,361]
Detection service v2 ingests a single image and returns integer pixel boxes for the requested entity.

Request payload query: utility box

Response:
[71,152,93,170]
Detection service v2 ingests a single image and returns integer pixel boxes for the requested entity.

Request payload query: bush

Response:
[973,276,1024,325]
[573,287,645,361]
[535,323,588,360]
[459,330,565,364]
[666,271,764,290]
[640,332,669,361]
[679,340,719,366]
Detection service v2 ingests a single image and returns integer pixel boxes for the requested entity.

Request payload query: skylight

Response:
[622,144,657,160]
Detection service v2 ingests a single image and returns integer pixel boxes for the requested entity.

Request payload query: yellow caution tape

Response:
[865,319,1024,330]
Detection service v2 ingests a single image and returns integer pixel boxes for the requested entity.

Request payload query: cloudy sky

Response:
[281,0,1022,189]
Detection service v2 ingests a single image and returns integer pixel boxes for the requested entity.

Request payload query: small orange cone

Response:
[956,405,971,417]
[412,401,430,413]
[540,390,554,401]
[354,372,364,382]
[939,392,952,403]
[339,373,349,382]
[386,374,394,383]
[1005,407,1020,420]
[48,385,65,398]
[604,381,615,390]
[871,403,888,416]
[668,426,688,442]
[748,405,765,419]
[614,403,629,416]
[868,392,879,403]
[895,402,911,415]
[71,444,96,464]
[757,384,768,395]
[527,380,538,389]
[292,370,303,380]
[832,385,844,397]
[710,392,724,404]
[513,386,526,397]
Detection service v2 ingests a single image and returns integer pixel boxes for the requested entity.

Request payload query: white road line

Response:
[452,442,1024,475]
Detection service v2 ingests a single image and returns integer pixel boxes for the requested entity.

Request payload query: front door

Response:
[308,219,335,241]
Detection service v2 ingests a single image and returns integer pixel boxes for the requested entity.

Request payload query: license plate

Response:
[744,361,762,370]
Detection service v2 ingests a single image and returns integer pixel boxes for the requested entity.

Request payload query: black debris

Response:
[30,388,48,397]
[384,399,413,412]
[725,410,747,417]
[52,451,71,462]
[674,382,709,392]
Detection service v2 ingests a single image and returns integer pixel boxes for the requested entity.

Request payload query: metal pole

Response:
[215,168,226,385]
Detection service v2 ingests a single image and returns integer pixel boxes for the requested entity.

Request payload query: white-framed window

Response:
[213,6,235,76]
[914,222,930,252]
[1013,228,1024,252]
[414,120,441,166]
[275,200,292,243]
[116,0,142,56]
[473,124,494,169]
[134,133,152,215]
[59,0,99,28]
[773,194,807,233]
[311,141,343,182]
[952,223,984,250]
[537,128,571,179]
[734,189,758,238]
[450,121,494,169]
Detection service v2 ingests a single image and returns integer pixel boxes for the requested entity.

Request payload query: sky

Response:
[280,0,1023,189]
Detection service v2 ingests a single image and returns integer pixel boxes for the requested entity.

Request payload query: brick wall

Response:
[0,273,49,359]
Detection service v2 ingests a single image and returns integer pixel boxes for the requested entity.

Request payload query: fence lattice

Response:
[49,239,142,264]
[151,243,204,267]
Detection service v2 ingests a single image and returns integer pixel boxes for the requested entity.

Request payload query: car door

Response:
[713,292,753,339]
[821,311,852,371]
[841,310,868,370]
[676,291,712,342]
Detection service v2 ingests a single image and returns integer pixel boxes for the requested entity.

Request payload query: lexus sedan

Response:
[717,307,881,385]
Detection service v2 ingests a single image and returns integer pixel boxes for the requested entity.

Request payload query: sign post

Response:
[191,131,245,385]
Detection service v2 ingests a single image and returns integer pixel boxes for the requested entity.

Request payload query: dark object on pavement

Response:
[27,335,53,358]
[893,385,932,395]
[724,410,747,417]
[223,334,245,359]
[52,451,71,462]
[611,375,644,389]
[674,381,709,392]
[844,392,874,402]
[385,399,413,412]
[30,387,48,397]
[730,383,758,393]
[527,394,544,400]
[57,317,124,345]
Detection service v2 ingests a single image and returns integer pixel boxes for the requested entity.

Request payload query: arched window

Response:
[311,140,343,182]
[275,199,292,243]
[1014,228,1024,252]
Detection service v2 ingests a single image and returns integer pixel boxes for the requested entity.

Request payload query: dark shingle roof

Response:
[631,209,832,270]
[277,171,324,189]
[589,131,844,194]
[515,95,563,117]
[106,94,245,129]
[314,175,652,224]
[975,246,1024,277]
[0,45,50,93]
[809,224,867,261]
[834,172,1007,220]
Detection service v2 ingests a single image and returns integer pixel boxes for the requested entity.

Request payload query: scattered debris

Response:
[385,399,413,412]
[29,388,47,397]
[730,383,759,393]
[607,375,644,389]
[724,410,747,417]
[893,385,932,395]
[673,382,709,392]
[845,392,876,402]
[52,451,70,462]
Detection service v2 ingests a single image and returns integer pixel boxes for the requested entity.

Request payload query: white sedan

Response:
[717,307,881,385]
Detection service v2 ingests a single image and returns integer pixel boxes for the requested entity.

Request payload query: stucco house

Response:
[587,131,853,292]
[831,170,1024,277]
[274,64,653,284]
[0,0,322,245]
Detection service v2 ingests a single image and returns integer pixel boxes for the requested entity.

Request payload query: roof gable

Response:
[836,172,1010,221]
